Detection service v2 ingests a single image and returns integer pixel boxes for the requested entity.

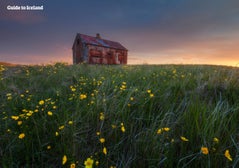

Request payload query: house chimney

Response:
[96,33,101,39]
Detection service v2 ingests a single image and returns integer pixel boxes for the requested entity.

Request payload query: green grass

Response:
[1,63,239,167]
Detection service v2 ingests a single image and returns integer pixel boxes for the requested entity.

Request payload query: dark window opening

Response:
[77,39,79,45]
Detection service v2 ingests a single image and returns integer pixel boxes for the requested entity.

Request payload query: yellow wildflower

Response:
[47,145,51,150]
[22,109,28,113]
[180,136,189,142]
[62,155,67,165]
[103,147,107,155]
[95,161,99,166]
[11,116,19,120]
[55,131,59,136]
[84,158,94,168]
[26,111,33,117]
[163,127,170,132]
[59,125,65,130]
[39,100,44,105]
[213,137,219,143]
[18,121,23,125]
[70,86,76,92]
[99,138,105,143]
[121,123,125,133]
[149,93,154,98]
[157,127,170,134]
[47,111,53,116]
[96,131,100,136]
[201,147,209,155]
[18,133,25,139]
[224,150,232,161]
[80,94,87,100]
[99,112,104,120]
[70,163,76,168]
[68,120,73,125]
[157,128,162,134]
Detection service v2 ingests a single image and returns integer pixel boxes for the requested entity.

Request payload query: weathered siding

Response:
[72,38,83,64]
[87,45,127,64]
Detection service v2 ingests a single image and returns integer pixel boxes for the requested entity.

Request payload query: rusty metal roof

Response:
[77,33,127,50]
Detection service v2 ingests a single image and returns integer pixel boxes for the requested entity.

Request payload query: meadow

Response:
[0,63,239,168]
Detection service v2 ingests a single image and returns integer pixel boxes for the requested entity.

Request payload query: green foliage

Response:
[0,63,239,167]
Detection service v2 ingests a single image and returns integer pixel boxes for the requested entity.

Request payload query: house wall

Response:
[88,45,127,65]
[72,38,83,64]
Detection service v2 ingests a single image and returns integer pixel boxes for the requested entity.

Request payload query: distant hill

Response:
[0,62,17,66]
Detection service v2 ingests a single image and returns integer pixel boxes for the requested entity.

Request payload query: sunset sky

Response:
[1,0,239,66]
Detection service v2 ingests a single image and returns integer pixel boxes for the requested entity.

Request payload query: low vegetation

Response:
[0,63,239,167]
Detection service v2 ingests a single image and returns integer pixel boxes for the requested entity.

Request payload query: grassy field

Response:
[0,63,239,168]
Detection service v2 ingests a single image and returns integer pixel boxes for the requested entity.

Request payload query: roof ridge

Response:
[77,33,127,50]
[79,33,117,43]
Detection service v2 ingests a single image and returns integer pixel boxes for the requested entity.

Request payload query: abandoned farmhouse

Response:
[72,33,128,64]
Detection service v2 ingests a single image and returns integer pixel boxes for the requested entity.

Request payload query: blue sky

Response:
[1,0,239,65]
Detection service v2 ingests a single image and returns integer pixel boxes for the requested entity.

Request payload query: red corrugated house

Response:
[72,33,128,64]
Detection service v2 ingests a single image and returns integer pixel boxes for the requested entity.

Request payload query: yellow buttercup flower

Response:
[149,93,154,98]
[70,86,76,92]
[11,116,19,120]
[213,137,219,143]
[39,100,44,105]
[224,150,232,161]
[59,125,64,130]
[70,163,76,168]
[201,147,209,155]
[18,133,25,139]
[121,123,125,133]
[180,136,189,142]
[62,155,67,165]
[103,147,107,155]
[163,127,170,132]
[99,138,105,143]
[68,120,73,125]
[17,121,23,125]
[99,112,104,121]
[157,127,170,134]
[157,128,162,134]
[47,111,53,116]
[80,94,87,100]
[84,157,94,168]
